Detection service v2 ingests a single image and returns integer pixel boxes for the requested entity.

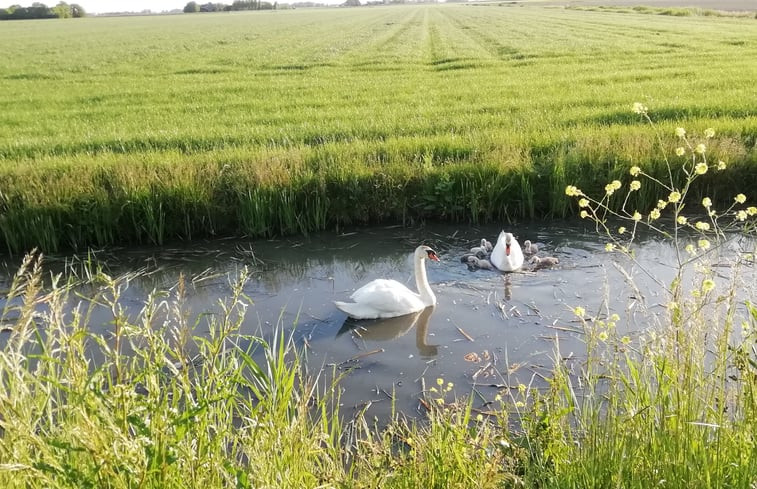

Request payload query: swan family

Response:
[335,232,560,319]
[465,232,558,273]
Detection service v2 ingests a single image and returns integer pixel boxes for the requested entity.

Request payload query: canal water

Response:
[1,221,752,420]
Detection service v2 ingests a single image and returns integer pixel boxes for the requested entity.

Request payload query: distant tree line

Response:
[183,1,278,12]
[182,0,439,10]
[0,1,85,19]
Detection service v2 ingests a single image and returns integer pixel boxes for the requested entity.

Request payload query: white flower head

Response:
[632,102,647,114]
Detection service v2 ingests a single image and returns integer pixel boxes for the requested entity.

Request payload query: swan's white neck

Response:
[415,256,436,306]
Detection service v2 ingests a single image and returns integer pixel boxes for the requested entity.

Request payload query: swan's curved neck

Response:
[415,257,436,306]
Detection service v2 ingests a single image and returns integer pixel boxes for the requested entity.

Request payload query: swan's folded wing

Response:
[349,279,425,315]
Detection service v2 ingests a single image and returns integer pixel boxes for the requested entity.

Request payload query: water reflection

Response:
[337,306,439,357]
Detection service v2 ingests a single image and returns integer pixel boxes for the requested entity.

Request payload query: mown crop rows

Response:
[1,5,756,252]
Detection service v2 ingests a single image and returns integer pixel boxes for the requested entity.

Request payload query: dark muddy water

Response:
[1,222,752,420]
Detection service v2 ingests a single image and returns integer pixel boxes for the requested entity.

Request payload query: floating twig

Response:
[456,326,474,342]
[339,348,384,366]
[545,324,584,334]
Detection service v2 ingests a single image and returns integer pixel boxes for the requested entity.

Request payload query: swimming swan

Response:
[522,240,539,255]
[470,238,493,256]
[466,256,494,270]
[529,255,559,270]
[490,231,524,272]
[334,245,440,319]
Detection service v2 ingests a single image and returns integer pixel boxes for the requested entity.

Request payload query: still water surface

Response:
[2,222,748,419]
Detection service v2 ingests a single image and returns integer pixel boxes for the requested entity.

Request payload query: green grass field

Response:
[1,5,756,252]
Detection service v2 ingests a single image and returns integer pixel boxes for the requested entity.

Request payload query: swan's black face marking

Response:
[426,249,440,262]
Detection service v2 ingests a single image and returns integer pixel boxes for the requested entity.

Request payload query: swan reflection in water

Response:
[337,306,438,357]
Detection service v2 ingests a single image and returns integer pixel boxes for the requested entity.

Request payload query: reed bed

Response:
[1,5,756,254]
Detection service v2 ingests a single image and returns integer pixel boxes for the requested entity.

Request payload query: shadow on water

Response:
[1,221,753,421]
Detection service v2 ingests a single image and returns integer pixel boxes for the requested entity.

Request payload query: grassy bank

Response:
[2,5,757,253]
[0,218,755,487]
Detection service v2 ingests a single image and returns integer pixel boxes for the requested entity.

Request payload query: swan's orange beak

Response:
[505,244,511,256]
[427,250,440,262]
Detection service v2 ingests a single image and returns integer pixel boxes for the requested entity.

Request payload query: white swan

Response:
[490,231,524,272]
[334,245,440,319]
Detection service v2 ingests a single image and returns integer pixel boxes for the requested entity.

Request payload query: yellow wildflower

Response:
[668,191,681,203]
[604,180,622,196]
[695,162,708,174]
[630,166,641,177]
[735,193,746,204]
[685,244,695,255]
[649,209,661,220]
[630,180,641,191]
[736,210,747,221]
[677,215,687,225]
[565,185,580,197]
[704,128,715,138]
[632,211,642,221]
[598,331,609,342]
[618,226,626,234]
[621,336,631,345]
[702,279,715,293]
[717,160,727,170]
[632,102,647,114]
[675,127,686,138]
[695,222,710,231]
[748,207,757,216]
[578,198,590,208]
[702,197,712,208]
[657,200,667,209]
[698,239,711,250]
[580,210,589,219]
[675,147,685,157]
[695,144,706,154]
[605,243,615,252]
[574,306,586,317]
